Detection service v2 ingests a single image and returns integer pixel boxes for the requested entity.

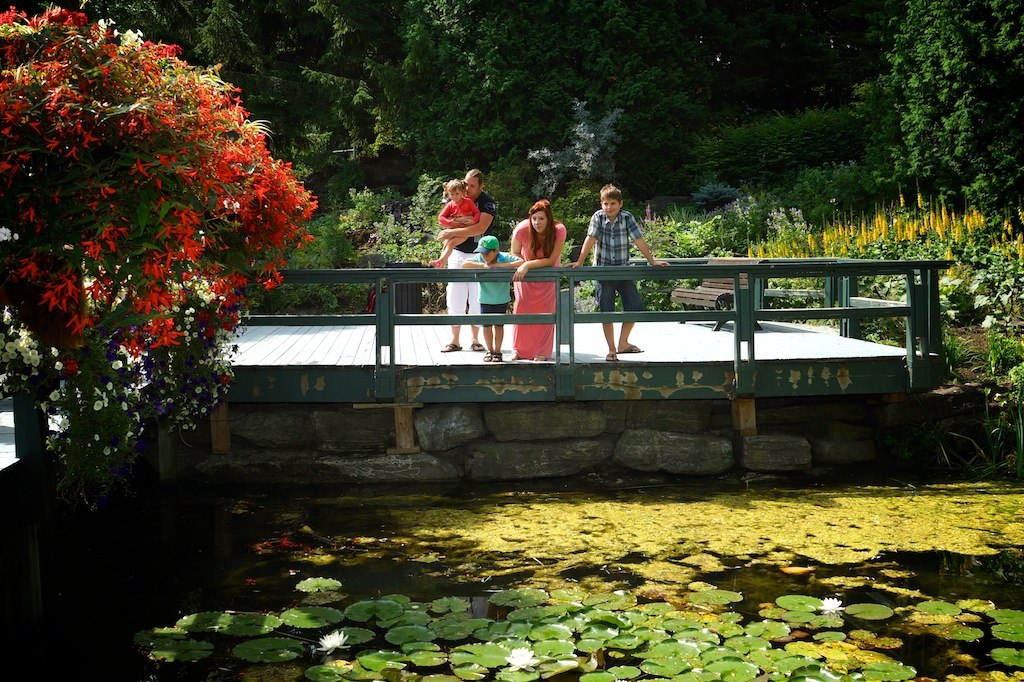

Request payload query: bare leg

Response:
[494,325,504,353]
[617,321,636,352]
[602,322,616,355]
[470,325,481,346]
[483,326,495,352]
[449,325,461,348]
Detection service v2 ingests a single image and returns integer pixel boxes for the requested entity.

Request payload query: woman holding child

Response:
[510,199,566,361]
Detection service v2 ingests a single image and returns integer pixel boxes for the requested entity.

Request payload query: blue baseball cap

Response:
[474,235,499,253]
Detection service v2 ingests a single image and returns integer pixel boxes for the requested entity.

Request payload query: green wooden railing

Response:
[247,257,952,398]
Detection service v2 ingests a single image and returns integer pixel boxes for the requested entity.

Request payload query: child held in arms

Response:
[461,235,522,362]
[431,178,481,268]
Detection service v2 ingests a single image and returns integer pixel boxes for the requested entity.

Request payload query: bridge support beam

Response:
[354,402,424,455]
[731,397,757,436]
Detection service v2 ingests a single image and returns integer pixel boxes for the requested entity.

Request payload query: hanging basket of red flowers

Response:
[0,7,316,347]
[0,8,316,503]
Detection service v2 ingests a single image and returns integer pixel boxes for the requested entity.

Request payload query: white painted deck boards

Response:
[232,320,906,367]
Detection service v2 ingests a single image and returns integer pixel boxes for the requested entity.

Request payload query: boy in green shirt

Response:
[462,235,522,362]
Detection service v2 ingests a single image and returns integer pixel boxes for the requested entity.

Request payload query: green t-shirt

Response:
[468,252,519,304]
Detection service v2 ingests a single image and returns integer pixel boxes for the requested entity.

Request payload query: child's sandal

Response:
[491,352,503,362]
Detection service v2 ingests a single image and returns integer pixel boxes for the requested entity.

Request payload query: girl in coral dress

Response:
[510,199,567,361]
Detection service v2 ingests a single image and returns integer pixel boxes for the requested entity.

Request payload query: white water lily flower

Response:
[505,647,540,671]
[317,630,349,655]
[819,597,844,614]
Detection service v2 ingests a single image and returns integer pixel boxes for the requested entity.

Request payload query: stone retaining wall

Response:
[170,385,986,484]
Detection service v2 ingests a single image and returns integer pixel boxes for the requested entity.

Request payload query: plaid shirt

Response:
[586,209,643,266]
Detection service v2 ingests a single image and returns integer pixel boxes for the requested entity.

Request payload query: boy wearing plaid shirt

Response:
[571,184,667,361]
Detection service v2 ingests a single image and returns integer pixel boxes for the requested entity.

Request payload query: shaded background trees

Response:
[29,0,1024,220]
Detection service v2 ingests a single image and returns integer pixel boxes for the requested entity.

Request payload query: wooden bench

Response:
[671,258,761,331]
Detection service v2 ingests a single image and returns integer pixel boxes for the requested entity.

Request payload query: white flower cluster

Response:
[0,308,44,395]
[0,226,19,242]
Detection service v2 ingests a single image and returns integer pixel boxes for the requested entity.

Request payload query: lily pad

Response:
[639,655,695,677]
[705,657,761,681]
[861,661,917,681]
[355,648,407,672]
[744,620,791,639]
[345,598,405,623]
[222,612,283,636]
[280,606,345,628]
[844,603,894,620]
[148,637,214,662]
[386,624,437,645]
[431,597,472,614]
[776,595,823,612]
[686,589,743,605]
[490,588,549,608]
[450,642,518,668]
[929,623,983,641]
[991,647,1024,668]
[335,626,376,646]
[232,636,304,662]
[533,639,575,657]
[435,616,494,640]
[175,611,234,633]
[297,577,343,593]
[915,600,961,616]
[606,664,643,679]
[990,609,1024,624]
[584,590,638,610]
[529,623,573,641]
[304,662,353,681]
[992,623,1024,643]
[133,627,186,646]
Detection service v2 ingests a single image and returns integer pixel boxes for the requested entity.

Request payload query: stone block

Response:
[231,407,317,448]
[320,452,463,482]
[314,407,393,453]
[613,429,734,475]
[484,404,606,441]
[415,404,486,452]
[626,401,712,433]
[871,385,986,427]
[466,438,613,480]
[810,438,875,464]
[740,434,812,471]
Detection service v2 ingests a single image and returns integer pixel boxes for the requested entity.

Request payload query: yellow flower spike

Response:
[917,192,925,209]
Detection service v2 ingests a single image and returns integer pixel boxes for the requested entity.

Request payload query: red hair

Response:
[527,199,557,259]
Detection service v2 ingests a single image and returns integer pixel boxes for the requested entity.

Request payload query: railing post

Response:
[907,267,942,389]
[733,270,757,395]
[838,275,859,338]
[375,277,396,399]
[555,286,575,399]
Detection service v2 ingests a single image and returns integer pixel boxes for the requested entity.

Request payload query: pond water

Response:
[17,471,1024,680]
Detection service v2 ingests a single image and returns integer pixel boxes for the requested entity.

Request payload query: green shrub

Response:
[691,182,740,211]
[987,331,1024,377]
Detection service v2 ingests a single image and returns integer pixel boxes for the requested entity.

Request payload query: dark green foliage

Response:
[884,0,1024,216]
[551,180,604,249]
[694,108,869,190]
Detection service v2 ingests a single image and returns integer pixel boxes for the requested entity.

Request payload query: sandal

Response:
[490,352,503,362]
[483,351,494,362]
[470,342,486,352]
[440,343,462,353]
[605,353,618,361]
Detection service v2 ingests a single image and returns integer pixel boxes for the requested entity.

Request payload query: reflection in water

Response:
[17,476,1024,678]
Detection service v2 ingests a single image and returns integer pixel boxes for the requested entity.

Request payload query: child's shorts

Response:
[481,302,509,325]
[596,280,643,312]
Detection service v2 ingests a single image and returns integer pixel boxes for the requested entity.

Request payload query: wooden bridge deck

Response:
[235,320,904,367]
[228,319,909,404]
